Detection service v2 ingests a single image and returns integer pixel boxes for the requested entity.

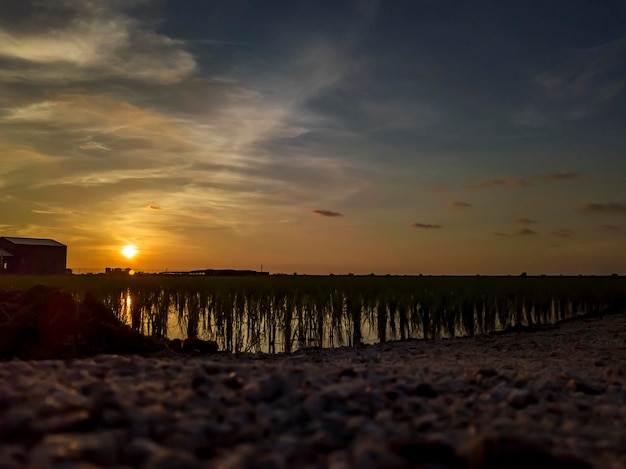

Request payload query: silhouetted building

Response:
[164,269,270,276]
[0,237,67,275]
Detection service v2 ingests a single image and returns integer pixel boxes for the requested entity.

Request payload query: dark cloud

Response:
[466,177,531,189]
[601,224,622,233]
[514,217,538,225]
[148,205,162,210]
[552,228,574,238]
[447,201,472,210]
[577,202,626,214]
[313,209,343,217]
[411,223,442,229]
[495,228,538,237]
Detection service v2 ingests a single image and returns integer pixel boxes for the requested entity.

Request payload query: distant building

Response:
[164,269,270,276]
[0,237,67,275]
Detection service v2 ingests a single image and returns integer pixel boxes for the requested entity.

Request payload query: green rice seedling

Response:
[200,289,212,339]
[376,296,388,343]
[282,292,294,353]
[460,299,475,336]
[330,289,345,347]
[397,295,409,340]
[482,295,496,334]
[345,291,362,346]
[269,291,284,353]
[130,290,143,334]
[225,291,237,352]
[313,291,329,348]
[186,291,201,339]
[386,294,398,341]
[294,291,306,349]
[419,296,432,339]
[406,295,420,338]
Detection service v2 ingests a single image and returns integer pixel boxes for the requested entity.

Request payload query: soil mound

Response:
[0,285,217,360]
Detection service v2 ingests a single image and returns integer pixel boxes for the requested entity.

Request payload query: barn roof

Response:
[1,237,66,247]
[0,248,13,256]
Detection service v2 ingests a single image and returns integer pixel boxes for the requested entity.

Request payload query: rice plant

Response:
[3,274,624,352]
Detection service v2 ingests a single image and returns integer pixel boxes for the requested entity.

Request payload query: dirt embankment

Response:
[0,285,217,360]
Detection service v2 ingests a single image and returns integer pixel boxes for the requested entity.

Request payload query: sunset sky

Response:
[1,0,625,275]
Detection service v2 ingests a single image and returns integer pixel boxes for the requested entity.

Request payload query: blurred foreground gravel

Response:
[1,312,625,468]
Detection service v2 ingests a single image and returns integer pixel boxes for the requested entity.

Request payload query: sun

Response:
[121,245,138,259]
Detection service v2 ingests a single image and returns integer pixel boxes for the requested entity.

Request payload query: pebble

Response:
[1,312,625,468]
[507,388,535,409]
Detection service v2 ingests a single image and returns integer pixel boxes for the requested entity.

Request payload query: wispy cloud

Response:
[466,177,531,189]
[447,201,472,210]
[528,38,626,121]
[313,209,343,217]
[79,141,111,151]
[411,223,442,229]
[577,202,626,214]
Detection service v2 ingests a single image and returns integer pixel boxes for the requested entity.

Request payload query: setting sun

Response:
[121,245,138,259]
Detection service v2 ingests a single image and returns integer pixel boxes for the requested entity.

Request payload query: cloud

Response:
[148,205,162,210]
[527,38,626,122]
[514,217,538,225]
[313,209,343,217]
[467,172,584,191]
[536,172,584,181]
[601,224,622,233]
[411,223,442,229]
[79,141,111,151]
[577,202,626,214]
[466,177,531,189]
[494,228,538,237]
[515,228,538,236]
[447,201,472,210]
[0,1,197,84]
[552,228,574,238]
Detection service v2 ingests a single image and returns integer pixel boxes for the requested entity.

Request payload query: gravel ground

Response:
[1,312,625,468]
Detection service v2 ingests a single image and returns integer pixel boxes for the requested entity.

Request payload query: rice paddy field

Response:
[1,274,624,353]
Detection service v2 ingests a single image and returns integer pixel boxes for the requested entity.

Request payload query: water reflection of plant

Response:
[3,275,624,353]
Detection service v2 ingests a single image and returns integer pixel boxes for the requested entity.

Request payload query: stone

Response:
[566,379,606,395]
[388,437,462,467]
[459,434,590,469]
[141,446,202,469]
[0,407,36,438]
[181,338,219,354]
[411,383,438,398]
[243,374,285,404]
[507,389,535,409]
[31,409,91,433]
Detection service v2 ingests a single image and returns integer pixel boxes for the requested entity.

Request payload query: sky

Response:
[1,0,626,275]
